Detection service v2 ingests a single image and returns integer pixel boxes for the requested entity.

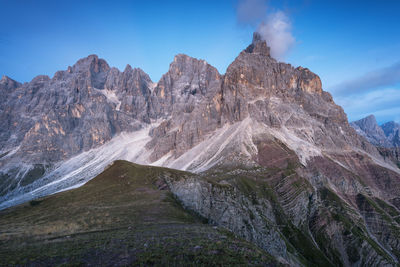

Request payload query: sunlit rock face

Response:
[1,33,400,266]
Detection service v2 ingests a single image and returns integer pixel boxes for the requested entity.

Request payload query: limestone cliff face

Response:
[221,33,366,153]
[146,33,379,167]
[1,33,400,266]
[147,54,223,160]
[0,55,149,165]
[0,33,380,170]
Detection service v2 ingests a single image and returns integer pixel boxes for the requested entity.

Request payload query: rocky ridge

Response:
[382,121,400,147]
[351,115,400,168]
[1,33,400,266]
[351,115,400,148]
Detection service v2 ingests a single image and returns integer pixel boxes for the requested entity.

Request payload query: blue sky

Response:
[1,0,399,124]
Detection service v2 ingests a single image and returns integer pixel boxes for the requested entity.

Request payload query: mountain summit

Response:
[245,32,271,56]
[351,115,400,148]
[1,33,400,265]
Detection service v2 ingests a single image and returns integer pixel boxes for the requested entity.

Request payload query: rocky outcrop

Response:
[0,75,21,92]
[165,143,400,266]
[377,147,400,169]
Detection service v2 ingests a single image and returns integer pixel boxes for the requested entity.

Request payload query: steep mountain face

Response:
[351,116,400,168]
[377,147,400,169]
[350,115,391,147]
[382,121,400,147]
[351,115,400,148]
[0,55,154,162]
[1,33,400,266]
[0,55,158,200]
[147,54,223,161]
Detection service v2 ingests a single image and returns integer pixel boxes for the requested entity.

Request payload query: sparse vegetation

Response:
[0,160,278,266]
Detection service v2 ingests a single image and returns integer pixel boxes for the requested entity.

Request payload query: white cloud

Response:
[257,11,295,60]
[335,88,400,122]
[236,0,295,60]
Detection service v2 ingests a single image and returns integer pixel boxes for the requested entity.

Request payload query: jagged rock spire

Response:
[245,32,271,56]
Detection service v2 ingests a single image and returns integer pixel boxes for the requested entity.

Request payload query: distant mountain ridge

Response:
[351,115,400,170]
[351,114,400,148]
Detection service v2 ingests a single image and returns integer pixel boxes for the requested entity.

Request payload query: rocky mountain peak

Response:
[0,75,21,90]
[69,55,111,89]
[72,54,110,74]
[1,75,9,82]
[365,114,377,124]
[156,53,220,97]
[122,64,148,79]
[352,114,379,130]
[244,32,271,56]
[30,75,50,84]
[170,54,215,74]
[351,115,393,147]
[123,64,133,73]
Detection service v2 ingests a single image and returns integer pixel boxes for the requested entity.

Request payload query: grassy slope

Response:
[0,160,278,266]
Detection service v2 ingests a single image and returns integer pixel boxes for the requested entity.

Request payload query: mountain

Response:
[350,116,400,168]
[350,115,391,147]
[382,121,400,147]
[1,33,400,266]
[351,115,400,148]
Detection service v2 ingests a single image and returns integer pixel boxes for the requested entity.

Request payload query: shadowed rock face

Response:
[351,116,400,168]
[382,121,400,147]
[146,54,223,160]
[351,115,392,147]
[351,115,400,148]
[0,55,150,164]
[0,75,21,91]
[2,33,400,266]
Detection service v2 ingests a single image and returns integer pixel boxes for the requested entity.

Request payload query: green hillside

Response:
[0,160,278,266]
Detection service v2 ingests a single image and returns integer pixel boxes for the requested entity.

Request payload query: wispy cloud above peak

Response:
[236,0,295,60]
[257,11,295,60]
